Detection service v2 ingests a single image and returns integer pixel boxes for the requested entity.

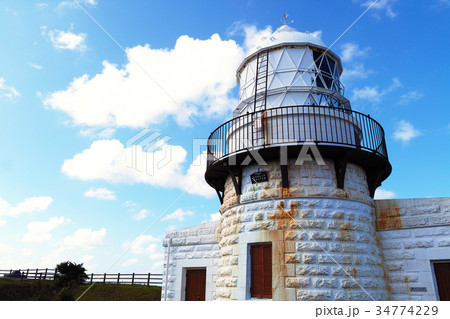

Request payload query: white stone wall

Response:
[161,221,220,301]
[375,197,450,301]
[160,165,450,301]
[215,159,388,301]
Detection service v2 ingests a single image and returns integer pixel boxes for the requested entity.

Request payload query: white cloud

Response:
[310,30,323,40]
[398,91,423,105]
[150,260,164,272]
[161,208,194,222]
[393,120,421,143]
[22,248,33,256]
[39,250,61,267]
[360,0,397,19]
[374,189,396,200]
[122,258,138,267]
[339,43,371,83]
[57,0,97,10]
[340,43,369,63]
[0,196,53,217]
[42,26,87,51]
[352,86,380,102]
[341,63,371,83]
[0,244,12,254]
[0,220,5,226]
[43,33,244,128]
[132,209,151,221]
[80,127,116,138]
[36,3,49,9]
[228,22,321,56]
[123,200,138,212]
[227,23,273,54]
[167,225,177,231]
[352,78,401,103]
[61,139,215,198]
[438,0,450,7]
[122,235,163,259]
[210,212,221,221]
[0,77,20,101]
[63,228,106,250]
[23,216,65,243]
[84,187,116,200]
[5,7,17,16]
[29,63,43,70]
[80,254,94,263]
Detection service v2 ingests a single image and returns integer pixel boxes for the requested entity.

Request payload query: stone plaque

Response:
[410,287,427,292]
[250,171,268,184]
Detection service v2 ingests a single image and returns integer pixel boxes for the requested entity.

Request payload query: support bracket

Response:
[334,153,350,189]
[226,165,242,196]
[366,166,389,198]
[280,165,289,188]
[211,180,224,204]
[215,189,224,204]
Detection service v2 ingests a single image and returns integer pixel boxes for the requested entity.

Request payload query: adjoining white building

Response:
[161,24,450,301]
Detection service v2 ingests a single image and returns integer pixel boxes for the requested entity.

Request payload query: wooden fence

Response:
[0,269,163,286]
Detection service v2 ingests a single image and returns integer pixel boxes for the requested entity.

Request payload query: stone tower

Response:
[204,24,392,300]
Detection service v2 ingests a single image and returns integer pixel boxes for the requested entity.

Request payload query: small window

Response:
[250,243,272,299]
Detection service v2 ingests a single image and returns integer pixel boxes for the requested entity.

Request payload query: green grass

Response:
[74,284,161,301]
[0,278,161,301]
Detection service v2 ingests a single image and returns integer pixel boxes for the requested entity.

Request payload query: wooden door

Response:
[250,244,272,298]
[434,262,450,301]
[185,269,206,301]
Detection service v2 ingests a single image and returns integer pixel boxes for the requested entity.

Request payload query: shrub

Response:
[55,261,88,286]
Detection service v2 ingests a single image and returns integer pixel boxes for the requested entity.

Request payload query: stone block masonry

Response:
[161,221,220,301]
[215,159,388,301]
[161,168,450,301]
[375,197,450,301]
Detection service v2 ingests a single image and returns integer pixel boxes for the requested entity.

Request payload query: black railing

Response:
[207,105,388,168]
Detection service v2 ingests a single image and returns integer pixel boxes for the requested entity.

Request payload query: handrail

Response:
[0,269,163,286]
[207,105,388,168]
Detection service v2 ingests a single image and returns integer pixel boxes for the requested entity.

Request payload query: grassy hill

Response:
[0,278,161,301]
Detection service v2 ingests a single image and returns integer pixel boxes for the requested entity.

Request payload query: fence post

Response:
[117,273,120,285]
[44,268,48,280]
[21,272,24,283]
[9,269,12,274]
[35,269,38,280]
[90,273,93,284]
[39,274,42,281]
[147,273,151,286]
[26,269,29,278]
[103,273,106,284]
[54,268,57,281]
[131,273,135,286]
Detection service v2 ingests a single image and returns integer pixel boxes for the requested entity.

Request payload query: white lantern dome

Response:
[247,24,326,56]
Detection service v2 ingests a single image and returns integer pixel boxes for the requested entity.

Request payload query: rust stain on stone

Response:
[377,202,403,230]
[378,244,392,299]
[281,187,291,198]
[270,229,290,301]
[404,276,411,301]
[267,200,297,219]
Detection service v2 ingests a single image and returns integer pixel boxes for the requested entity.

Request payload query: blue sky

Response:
[0,0,449,274]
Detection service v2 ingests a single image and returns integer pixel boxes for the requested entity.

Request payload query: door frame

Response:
[184,268,207,301]
[174,259,216,301]
[249,242,273,299]
[431,259,450,301]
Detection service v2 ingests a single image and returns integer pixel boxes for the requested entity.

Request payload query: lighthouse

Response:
[203,23,392,301]
[161,22,450,302]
